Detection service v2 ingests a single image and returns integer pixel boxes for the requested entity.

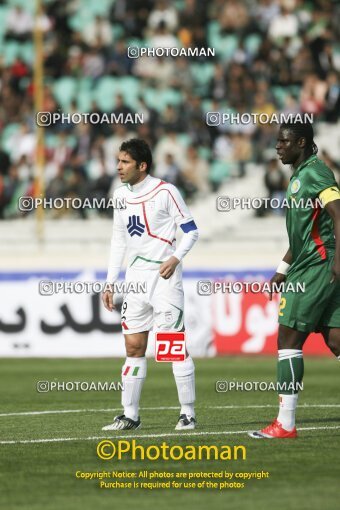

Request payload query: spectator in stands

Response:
[110,0,153,39]
[170,56,193,91]
[82,47,105,79]
[268,1,299,42]
[83,15,113,51]
[252,91,276,119]
[64,46,83,78]
[313,40,336,81]
[323,72,340,123]
[8,58,30,94]
[50,133,73,173]
[190,26,209,56]
[46,0,74,40]
[135,123,157,148]
[159,104,182,133]
[107,39,133,76]
[0,149,10,177]
[5,164,31,218]
[148,0,178,33]
[290,44,315,84]
[16,155,32,182]
[136,96,159,131]
[253,0,280,33]
[44,38,66,79]
[0,173,7,219]
[154,153,181,184]
[46,165,68,203]
[8,124,35,164]
[182,94,204,127]
[112,94,135,119]
[179,0,208,29]
[300,73,327,115]
[133,54,175,87]
[281,94,301,117]
[213,133,234,164]
[148,21,179,49]
[210,63,228,101]
[89,150,113,218]
[232,133,252,178]
[65,163,90,219]
[220,0,250,35]
[181,145,210,195]
[88,102,110,138]
[5,5,33,42]
[263,158,287,215]
[36,6,54,35]
[154,130,186,168]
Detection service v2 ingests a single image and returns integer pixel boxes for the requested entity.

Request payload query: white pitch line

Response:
[0,403,339,418]
[1,425,340,446]
[212,404,340,409]
[0,406,179,418]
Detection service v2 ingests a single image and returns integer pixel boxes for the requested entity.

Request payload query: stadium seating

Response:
[0,0,339,223]
[53,77,78,109]
[209,161,232,186]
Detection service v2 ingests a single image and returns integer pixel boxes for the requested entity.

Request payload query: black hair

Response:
[280,117,318,155]
[119,138,152,173]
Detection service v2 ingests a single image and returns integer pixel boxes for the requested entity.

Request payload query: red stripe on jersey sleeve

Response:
[311,206,327,260]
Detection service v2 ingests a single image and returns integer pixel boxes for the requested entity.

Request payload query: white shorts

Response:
[120,265,184,334]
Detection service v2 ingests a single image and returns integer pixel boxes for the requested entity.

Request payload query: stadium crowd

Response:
[0,0,339,218]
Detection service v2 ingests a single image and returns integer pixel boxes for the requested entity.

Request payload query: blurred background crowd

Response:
[0,0,340,219]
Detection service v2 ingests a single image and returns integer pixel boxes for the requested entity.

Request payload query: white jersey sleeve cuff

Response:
[173,228,199,261]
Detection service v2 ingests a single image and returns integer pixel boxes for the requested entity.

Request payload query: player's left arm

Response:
[320,187,340,281]
[159,185,199,280]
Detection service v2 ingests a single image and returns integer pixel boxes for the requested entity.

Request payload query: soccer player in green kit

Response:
[249,118,340,438]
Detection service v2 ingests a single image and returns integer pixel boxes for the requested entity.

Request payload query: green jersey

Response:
[286,155,337,272]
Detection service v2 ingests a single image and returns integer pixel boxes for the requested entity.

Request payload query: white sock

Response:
[121,357,147,421]
[277,393,298,431]
[172,355,195,418]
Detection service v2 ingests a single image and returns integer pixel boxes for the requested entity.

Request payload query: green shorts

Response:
[278,256,340,333]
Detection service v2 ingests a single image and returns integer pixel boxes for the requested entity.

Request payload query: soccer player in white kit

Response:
[102,139,199,431]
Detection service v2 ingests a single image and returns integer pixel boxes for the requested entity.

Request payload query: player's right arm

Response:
[269,248,292,300]
[321,188,340,281]
[102,199,127,311]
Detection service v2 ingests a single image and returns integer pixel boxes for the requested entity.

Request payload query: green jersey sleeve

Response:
[303,160,337,197]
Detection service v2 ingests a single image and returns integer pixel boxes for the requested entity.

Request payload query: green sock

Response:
[277,349,304,394]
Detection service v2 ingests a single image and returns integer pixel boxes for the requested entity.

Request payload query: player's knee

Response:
[124,332,148,357]
[277,325,306,350]
[126,344,146,357]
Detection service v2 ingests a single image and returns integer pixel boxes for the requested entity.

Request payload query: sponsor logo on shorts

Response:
[155,332,186,362]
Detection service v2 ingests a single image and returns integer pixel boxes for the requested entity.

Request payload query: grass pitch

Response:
[0,356,339,510]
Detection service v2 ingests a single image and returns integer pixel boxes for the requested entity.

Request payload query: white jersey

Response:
[106,175,198,283]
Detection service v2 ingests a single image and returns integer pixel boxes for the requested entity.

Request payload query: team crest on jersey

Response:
[127,215,145,237]
[291,179,301,194]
